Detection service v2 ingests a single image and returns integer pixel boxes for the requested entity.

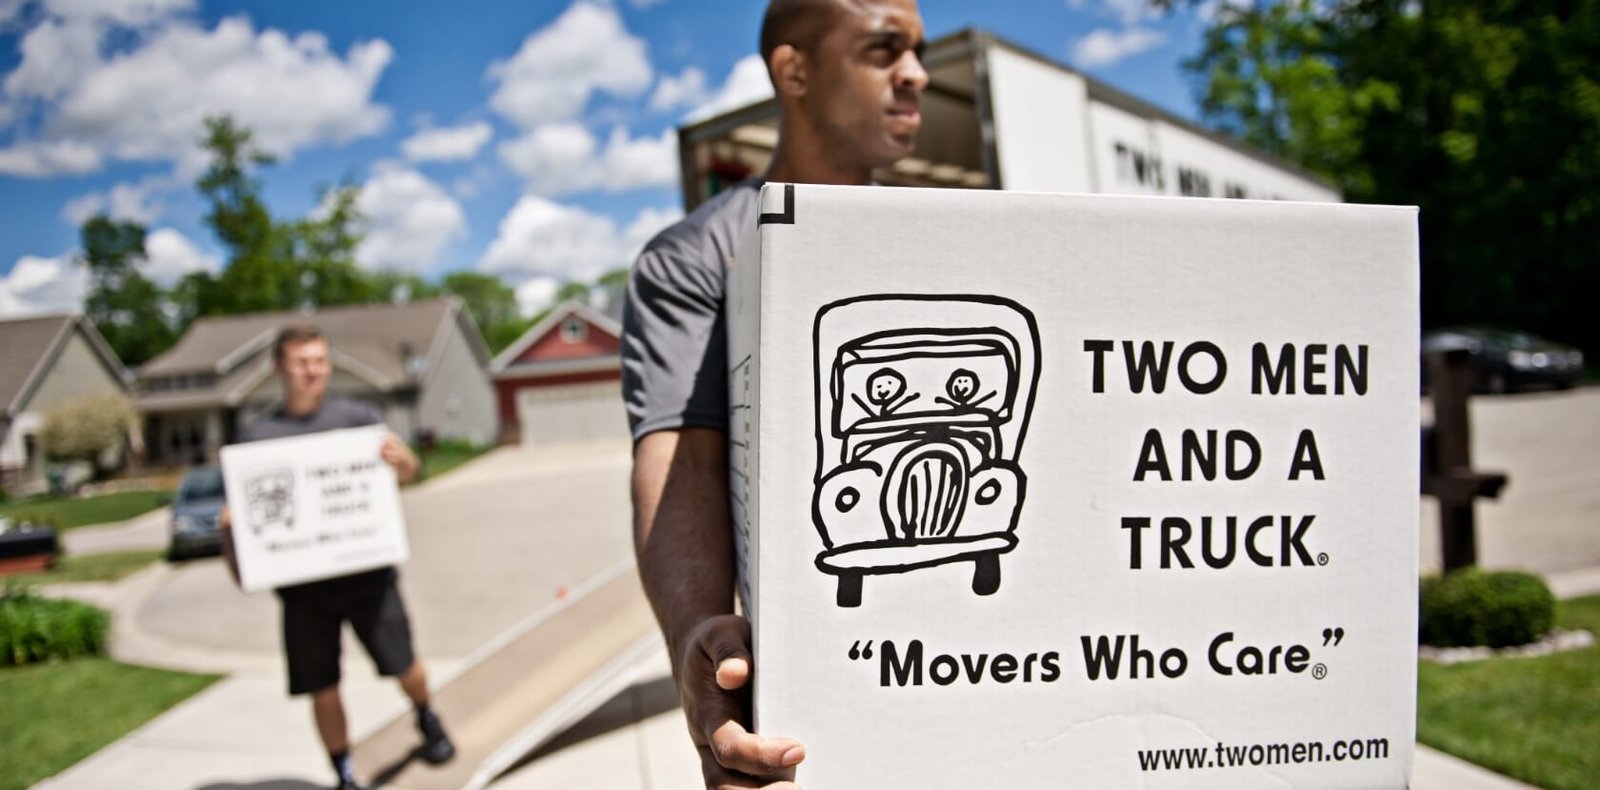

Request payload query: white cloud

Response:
[514,276,559,315]
[0,0,28,24]
[686,54,772,122]
[0,10,393,176]
[623,205,682,251]
[1071,26,1168,68]
[1067,0,1160,26]
[45,0,195,25]
[0,139,100,176]
[353,165,468,272]
[498,122,598,195]
[478,197,679,289]
[499,123,677,196]
[487,1,652,130]
[0,252,87,317]
[62,176,170,225]
[600,126,677,190]
[401,121,493,163]
[649,66,707,112]
[142,227,219,285]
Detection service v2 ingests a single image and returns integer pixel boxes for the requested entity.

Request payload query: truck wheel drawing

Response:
[245,468,296,535]
[813,295,1040,608]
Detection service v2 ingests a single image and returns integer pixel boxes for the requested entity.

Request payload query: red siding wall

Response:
[510,317,620,364]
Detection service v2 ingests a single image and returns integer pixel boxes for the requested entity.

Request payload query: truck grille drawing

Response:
[244,468,295,535]
[813,295,1040,608]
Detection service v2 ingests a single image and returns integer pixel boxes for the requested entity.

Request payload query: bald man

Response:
[621,1,928,786]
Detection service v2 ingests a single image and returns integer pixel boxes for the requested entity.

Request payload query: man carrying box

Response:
[621,0,927,785]
[221,325,454,790]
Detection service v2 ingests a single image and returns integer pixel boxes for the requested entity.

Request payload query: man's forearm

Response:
[632,429,736,662]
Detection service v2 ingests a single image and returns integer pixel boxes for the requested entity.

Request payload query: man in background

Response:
[621,0,928,785]
[222,325,454,790]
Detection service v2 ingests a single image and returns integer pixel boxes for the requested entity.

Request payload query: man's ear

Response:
[769,43,808,98]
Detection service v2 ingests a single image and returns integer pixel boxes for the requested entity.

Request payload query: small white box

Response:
[728,183,1419,788]
[221,425,409,592]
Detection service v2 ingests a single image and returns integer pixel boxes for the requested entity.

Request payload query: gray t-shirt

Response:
[621,180,761,440]
[237,397,385,443]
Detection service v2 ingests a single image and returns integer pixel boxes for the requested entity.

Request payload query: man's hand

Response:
[380,433,420,484]
[218,504,241,587]
[680,615,803,788]
[632,429,805,788]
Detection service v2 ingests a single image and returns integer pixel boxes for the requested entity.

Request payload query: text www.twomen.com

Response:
[1138,737,1391,772]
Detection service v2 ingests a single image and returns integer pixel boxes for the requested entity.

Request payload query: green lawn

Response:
[3,550,164,586]
[0,657,219,790]
[0,490,169,531]
[418,441,490,483]
[1417,595,1600,790]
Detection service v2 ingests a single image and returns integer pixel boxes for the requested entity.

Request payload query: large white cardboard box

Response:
[220,425,408,592]
[728,184,1419,788]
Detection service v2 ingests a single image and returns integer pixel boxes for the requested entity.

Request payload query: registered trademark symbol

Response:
[1317,553,1330,566]
[1312,663,1328,680]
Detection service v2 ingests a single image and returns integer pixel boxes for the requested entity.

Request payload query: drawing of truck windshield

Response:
[813,295,1039,607]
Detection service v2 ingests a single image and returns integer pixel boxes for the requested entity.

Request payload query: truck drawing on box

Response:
[244,468,295,535]
[812,295,1039,607]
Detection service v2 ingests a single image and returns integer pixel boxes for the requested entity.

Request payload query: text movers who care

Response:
[221,425,408,592]
[728,184,1418,789]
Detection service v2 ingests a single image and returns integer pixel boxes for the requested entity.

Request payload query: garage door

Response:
[516,382,630,446]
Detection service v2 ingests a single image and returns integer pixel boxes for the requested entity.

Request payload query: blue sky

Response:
[0,0,1219,317]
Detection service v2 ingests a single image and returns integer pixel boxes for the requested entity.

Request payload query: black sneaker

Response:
[417,708,456,764]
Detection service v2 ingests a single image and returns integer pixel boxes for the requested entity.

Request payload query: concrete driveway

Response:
[1420,386,1600,575]
[133,441,636,665]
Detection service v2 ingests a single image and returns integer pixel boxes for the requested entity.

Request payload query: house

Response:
[135,298,497,466]
[491,300,628,446]
[0,314,134,495]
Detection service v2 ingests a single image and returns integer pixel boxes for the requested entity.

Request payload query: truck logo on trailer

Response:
[812,295,1041,607]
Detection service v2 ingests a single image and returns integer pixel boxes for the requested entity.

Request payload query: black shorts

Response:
[275,566,416,695]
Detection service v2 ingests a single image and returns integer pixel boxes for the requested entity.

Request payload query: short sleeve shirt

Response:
[621,180,761,441]
[236,397,385,443]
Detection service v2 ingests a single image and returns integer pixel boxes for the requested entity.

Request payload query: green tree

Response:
[1184,0,1389,188]
[194,116,301,314]
[78,216,174,367]
[293,182,372,307]
[440,271,527,353]
[1181,0,1600,356]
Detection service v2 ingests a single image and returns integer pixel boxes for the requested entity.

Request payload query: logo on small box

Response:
[812,295,1041,608]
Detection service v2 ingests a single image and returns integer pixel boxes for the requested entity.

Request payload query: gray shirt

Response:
[621,180,761,440]
[237,397,385,443]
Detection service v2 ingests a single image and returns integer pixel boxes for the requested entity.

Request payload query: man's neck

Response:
[764,125,873,186]
[282,392,325,417]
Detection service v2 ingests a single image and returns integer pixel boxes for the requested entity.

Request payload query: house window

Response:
[560,317,588,343]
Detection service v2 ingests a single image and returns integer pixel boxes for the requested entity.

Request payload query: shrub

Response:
[0,589,110,666]
[1420,568,1556,647]
[38,393,138,474]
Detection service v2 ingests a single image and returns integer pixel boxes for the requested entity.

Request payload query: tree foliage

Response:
[1183,0,1600,357]
[79,216,173,367]
[441,271,528,353]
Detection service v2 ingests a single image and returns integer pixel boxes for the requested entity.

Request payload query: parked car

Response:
[1422,327,1585,394]
[168,466,225,560]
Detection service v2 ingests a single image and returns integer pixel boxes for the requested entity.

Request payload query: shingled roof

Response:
[0,314,130,417]
[136,298,487,411]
